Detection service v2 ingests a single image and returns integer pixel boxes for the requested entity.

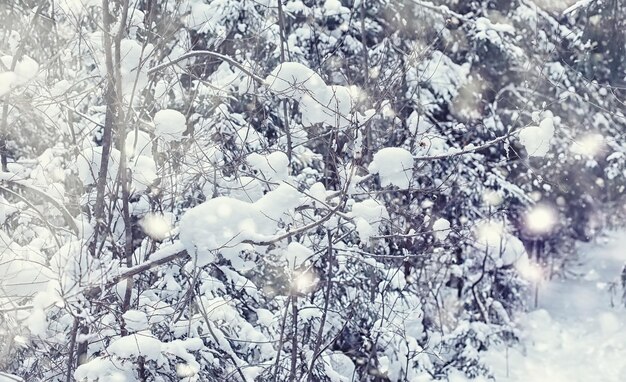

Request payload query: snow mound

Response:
[367,147,414,188]
[0,230,52,299]
[432,218,451,241]
[0,72,17,97]
[283,241,313,269]
[154,109,187,142]
[179,184,305,266]
[122,310,149,332]
[265,62,356,128]
[125,130,152,157]
[1,55,39,86]
[519,112,555,157]
[350,199,389,242]
[247,151,289,182]
[77,146,157,191]
[265,62,326,99]
[107,332,162,360]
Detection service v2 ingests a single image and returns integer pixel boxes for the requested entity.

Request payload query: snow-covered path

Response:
[485,231,626,382]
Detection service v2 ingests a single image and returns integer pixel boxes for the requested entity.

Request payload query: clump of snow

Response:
[179,184,304,266]
[125,130,152,158]
[308,182,328,204]
[1,55,39,86]
[0,55,39,96]
[184,0,239,36]
[246,151,289,182]
[76,146,116,186]
[417,50,470,101]
[265,62,356,128]
[323,0,345,14]
[77,146,157,191]
[0,230,52,298]
[122,310,149,332]
[132,155,158,190]
[299,85,356,128]
[203,297,239,322]
[519,112,555,157]
[367,147,414,188]
[350,199,389,242]
[563,0,594,15]
[107,332,162,360]
[474,220,530,268]
[176,363,198,378]
[264,62,325,99]
[154,109,187,142]
[0,195,18,224]
[0,72,17,97]
[475,17,515,37]
[118,39,154,96]
[432,218,451,241]
[416,134,448,157]
[26,308,48,336]
[500,235,529,269]
[221,176,265,203]
[74,357,133,381]
[322,352,356,382]
[283,242,313,269]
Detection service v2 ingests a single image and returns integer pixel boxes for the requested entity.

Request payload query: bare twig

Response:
[147,51,264,83]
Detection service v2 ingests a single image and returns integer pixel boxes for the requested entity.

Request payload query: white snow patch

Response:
[368,147,414,188]
[0,72,17,97]
[154,109,187,142]
[107,332,162,360]
[283,241,313,269]
[77,146,156,191]
[432,218,451,241]
[0,231,52,299]
[74,357,131,381]
[519,113,555,157]
[122,310,149,332]
[1,55,39,86]
[265,62,325,99]
[265,62,357,128]
[322,352,355,382]
[247,151,289,182]
[484,230,626,382]
[125,130,152,158]
[350,199,389,243]
[179,184,304,266]
[26,308,48,336]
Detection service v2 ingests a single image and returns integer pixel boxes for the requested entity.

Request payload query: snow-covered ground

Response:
[485,231,626,381]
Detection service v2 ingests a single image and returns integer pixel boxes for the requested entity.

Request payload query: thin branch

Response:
[414,128,520,161]
[306,231,334,381]
[147,51,264,84]
[0,177,79,235]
